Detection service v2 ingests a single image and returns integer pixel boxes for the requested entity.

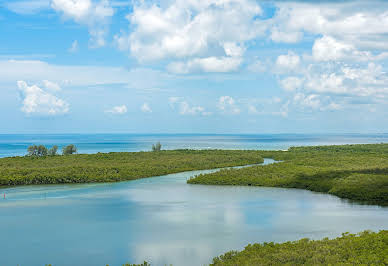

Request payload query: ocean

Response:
[0,133,387,158]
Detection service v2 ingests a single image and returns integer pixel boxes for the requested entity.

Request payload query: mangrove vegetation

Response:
[188,143,388,205]
[211,230,388,265]
[0,149,263,186]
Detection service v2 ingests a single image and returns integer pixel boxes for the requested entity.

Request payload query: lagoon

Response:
[0,159,387,266]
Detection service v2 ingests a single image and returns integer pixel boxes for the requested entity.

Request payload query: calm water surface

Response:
[0,159,387,266]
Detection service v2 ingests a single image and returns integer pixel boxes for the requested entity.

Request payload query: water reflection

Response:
[0,160,387,266]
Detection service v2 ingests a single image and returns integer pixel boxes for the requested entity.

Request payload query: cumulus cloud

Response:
[141,103,152,113]
[293,93,321,110]
[51,0,114,47]
[42,80,61,91]
[278,61,388,114]
[270,2,388,57]
[169,97,210,116]
[293,93,342,112]
[270,28,302,44]
[115,0,265,72]
[167,56,242,74]
[217,96,240,114]
[275,51,300,73]
[303,62,388,98]
[279,76,303,92]
[17,80,69,115]
[106,105,127,114]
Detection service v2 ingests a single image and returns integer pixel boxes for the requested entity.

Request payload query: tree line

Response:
[27,144,77,156]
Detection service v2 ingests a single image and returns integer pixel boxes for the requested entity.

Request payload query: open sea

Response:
[0,133,387,158]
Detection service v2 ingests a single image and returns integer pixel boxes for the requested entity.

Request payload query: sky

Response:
[0,0,387,134]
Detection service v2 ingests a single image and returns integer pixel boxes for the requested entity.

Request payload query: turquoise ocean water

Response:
[0,133,387,157]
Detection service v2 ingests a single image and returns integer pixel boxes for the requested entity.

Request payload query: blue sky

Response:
[0,0,387,133]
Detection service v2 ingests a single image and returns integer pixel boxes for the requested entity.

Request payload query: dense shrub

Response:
[27,145,48,157]
[152,142,162,152]
[0,150,263,186]
[188,144,388,205]
[211,230,388,265]
[48,145,58,156]
[62,144,77,155]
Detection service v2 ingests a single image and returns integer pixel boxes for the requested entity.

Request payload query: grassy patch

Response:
[188,144,388,205]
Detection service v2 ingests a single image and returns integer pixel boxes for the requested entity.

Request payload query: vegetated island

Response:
[188,143,388,206]
[0,149,263,186]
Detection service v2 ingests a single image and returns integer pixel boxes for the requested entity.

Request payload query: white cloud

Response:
[17,80,69,115]
[51,0,114,47]
[270,28,302,43]
[115,0,265,72]
[68,40,79,53]
[311,36,378,62]
[279,76,303,92]
[223,42,245,57]
[305,72,346,94]
[217,96,240,114]
[169,98,210,116]
[293,93,321,110]
[106,105,127,114]
[179,102,209,116]
[42,80,61,91]
[167,56,242,74]
[292,93,342,112]
[275,51,300,73]
[301,62,388,98]
[141,103,152,113]
[271,2,388,54]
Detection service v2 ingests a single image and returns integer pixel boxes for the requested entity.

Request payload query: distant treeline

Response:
[188,143,388,206]
[27,142,163,157]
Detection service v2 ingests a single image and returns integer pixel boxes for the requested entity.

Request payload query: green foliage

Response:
[0,150,263,186]
[122,262,150,266]
[62,144,77,155]
[27,145,38,156]
[27,145,48,157]
[37,145,48,156]
[106,263,150,266]
[188,144,388,205]
[48,145,58,156]
[211,230,388,266]
[152,142,162,152]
